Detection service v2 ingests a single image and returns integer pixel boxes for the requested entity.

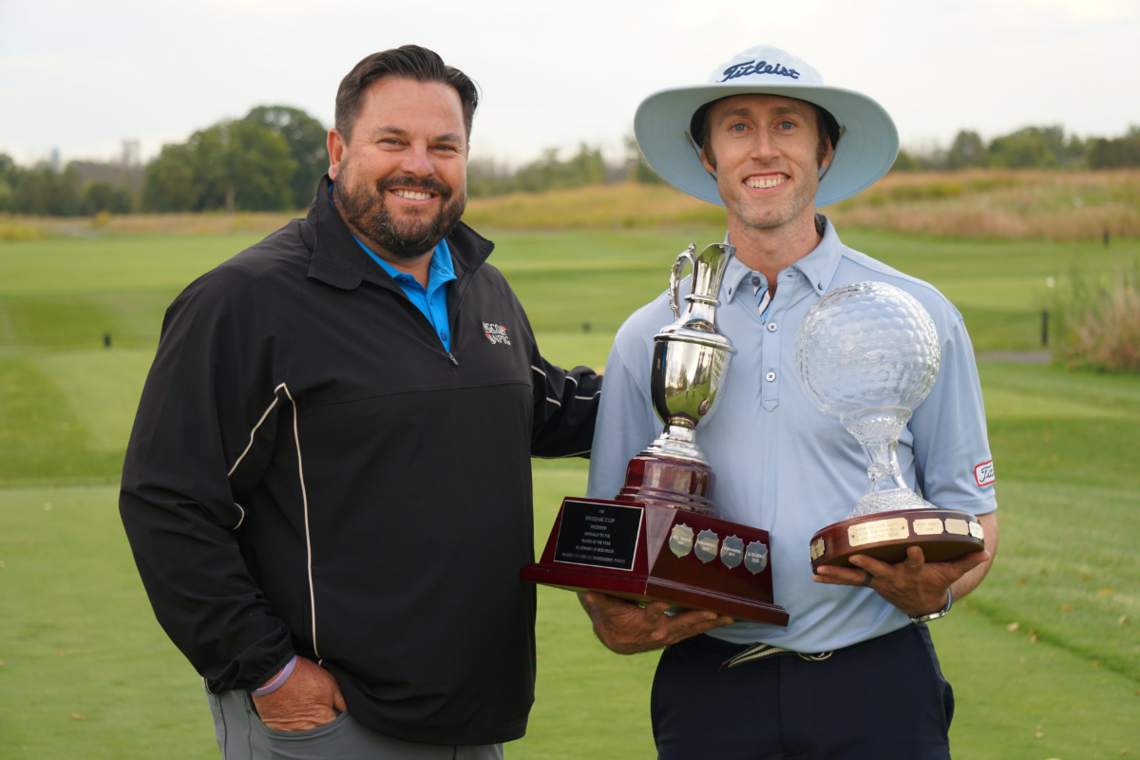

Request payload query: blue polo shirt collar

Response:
[720,215,844,303]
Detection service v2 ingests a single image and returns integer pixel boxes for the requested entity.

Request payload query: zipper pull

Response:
[447,352,459,366]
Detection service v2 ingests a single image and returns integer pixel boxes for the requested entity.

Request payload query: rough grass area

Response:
[1051,261,1140,372]
[830,169,1140,240]
[464,170,1140,239]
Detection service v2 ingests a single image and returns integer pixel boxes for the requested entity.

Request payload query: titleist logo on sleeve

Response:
[719,60,801,83]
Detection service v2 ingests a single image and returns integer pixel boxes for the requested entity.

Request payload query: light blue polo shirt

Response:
[355,236,456,351]
[586,218,997,652]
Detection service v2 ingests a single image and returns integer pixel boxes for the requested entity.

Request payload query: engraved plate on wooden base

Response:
[522,497,789,626]
[808,508,985,573]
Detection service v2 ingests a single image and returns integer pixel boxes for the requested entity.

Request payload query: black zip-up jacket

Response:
[120,177,601,745]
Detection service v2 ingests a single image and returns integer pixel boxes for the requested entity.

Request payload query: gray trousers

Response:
[208,690,504,760]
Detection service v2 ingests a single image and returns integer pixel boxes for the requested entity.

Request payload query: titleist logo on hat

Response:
[719,60,800,83]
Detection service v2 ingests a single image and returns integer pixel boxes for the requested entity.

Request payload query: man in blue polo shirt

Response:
[581,45,999,759]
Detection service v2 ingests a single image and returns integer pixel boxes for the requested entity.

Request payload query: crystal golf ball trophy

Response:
[794,282,985,571]
[521,244,788,625]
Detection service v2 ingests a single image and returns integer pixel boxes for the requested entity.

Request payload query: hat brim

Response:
[634,82,899,208]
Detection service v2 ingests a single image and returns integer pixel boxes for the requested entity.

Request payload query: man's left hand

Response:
[813,546,991,618]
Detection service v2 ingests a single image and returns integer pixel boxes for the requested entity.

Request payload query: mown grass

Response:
[1,227,1137,758]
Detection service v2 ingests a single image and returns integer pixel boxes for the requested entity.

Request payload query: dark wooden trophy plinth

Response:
[521,454,789,626]
[809,509,985,572]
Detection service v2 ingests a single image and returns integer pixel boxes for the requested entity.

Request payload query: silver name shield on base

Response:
[745,541,769,574]
[670,524,695,558]
[694,530,720,563]
[720,535,744,568]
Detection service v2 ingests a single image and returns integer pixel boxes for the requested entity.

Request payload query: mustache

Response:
[376,175,452,199]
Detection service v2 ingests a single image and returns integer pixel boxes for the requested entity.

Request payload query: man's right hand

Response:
[580,592,734,655]
[251,657,347,732]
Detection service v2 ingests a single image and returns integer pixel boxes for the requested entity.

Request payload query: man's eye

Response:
[731,123,747,132]
[779,121,795,130]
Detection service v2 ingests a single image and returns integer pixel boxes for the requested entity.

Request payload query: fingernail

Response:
[705,613,717,620]
[818,567,829,575]
[850,557,863,566]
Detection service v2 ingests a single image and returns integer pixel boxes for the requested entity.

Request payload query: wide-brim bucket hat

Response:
[634,45,899,208]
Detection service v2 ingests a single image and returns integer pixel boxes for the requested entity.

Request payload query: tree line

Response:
[2,119,1138,217]
[894,125,1140,171]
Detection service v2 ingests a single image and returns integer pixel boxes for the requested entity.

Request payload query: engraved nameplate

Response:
[945,518,969,536]
[810,537,825,561]
[553,500,642,571]
[669,524,695,558]
[913,518,944,536]
[969,521,985,540]
[694,530,720,563]
[720,536,744,568]
[745,540,769,574]
[848,518,910,547]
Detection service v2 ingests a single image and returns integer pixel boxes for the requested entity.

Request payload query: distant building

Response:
[121,139,140,168]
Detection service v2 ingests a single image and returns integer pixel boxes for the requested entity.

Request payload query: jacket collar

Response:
[305,174,495,292]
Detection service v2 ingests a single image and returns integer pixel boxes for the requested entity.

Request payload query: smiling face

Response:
[328,77,467,260]
[700,93,833,235]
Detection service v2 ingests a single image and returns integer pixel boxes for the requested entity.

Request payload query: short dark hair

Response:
[690,97,840,166]
[335,45,479,144]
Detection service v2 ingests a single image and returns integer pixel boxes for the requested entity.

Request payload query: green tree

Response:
[512,144,607,193]
[141,120,296,213]
[626,133,664,184]
[947,130,986,170]
[890,149,922,172]
[141,143,202,212]
[1088,126,1140,169]
[242,106,328,209]
[82,181,135,214]
[0,153,16,211]
[12,166,81,215]
[986,126,1066,168]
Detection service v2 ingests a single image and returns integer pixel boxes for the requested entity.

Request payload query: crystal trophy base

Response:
[521,455,788,626]
[809,506,985,572]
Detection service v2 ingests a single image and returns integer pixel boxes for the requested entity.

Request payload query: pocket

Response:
[913,623,955,734]
[247,693,353,744]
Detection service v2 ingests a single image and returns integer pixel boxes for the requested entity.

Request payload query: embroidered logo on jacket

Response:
[483,322,511,346]
[974,460,996,487]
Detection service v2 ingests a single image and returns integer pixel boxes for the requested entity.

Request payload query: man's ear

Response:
[820,141,836,172]
[327,129,347,181]
[700,145,716,176]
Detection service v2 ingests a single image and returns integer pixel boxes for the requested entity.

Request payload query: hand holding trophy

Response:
[794,282,986,571]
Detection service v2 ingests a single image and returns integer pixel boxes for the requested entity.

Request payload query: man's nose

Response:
[750,130,779,162]
[399,144,435,176]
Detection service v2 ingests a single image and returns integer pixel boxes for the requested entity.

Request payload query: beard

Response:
[334,172,466,260]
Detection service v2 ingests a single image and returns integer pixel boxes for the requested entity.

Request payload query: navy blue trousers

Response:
[650,624,954,760]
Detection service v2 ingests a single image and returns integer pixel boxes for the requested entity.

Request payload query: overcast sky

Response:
[1,0,1137,167]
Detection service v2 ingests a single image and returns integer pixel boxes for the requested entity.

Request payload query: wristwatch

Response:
[910,588,953,624]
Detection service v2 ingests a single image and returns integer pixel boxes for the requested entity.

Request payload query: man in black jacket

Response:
[120,46,601,760]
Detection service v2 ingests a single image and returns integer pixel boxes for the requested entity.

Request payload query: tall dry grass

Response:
[463,183,725,230]
[466,170,1140,238]
[1053,261,1140,372]
[828,169,1140,240]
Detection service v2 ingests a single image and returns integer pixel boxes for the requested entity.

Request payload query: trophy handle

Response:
[669,244,697,321]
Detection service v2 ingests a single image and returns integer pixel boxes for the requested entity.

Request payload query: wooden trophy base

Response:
[522,496,788,626]
[809,508,986,572]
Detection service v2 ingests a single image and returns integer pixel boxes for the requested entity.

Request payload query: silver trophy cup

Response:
[644,243,738,467]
